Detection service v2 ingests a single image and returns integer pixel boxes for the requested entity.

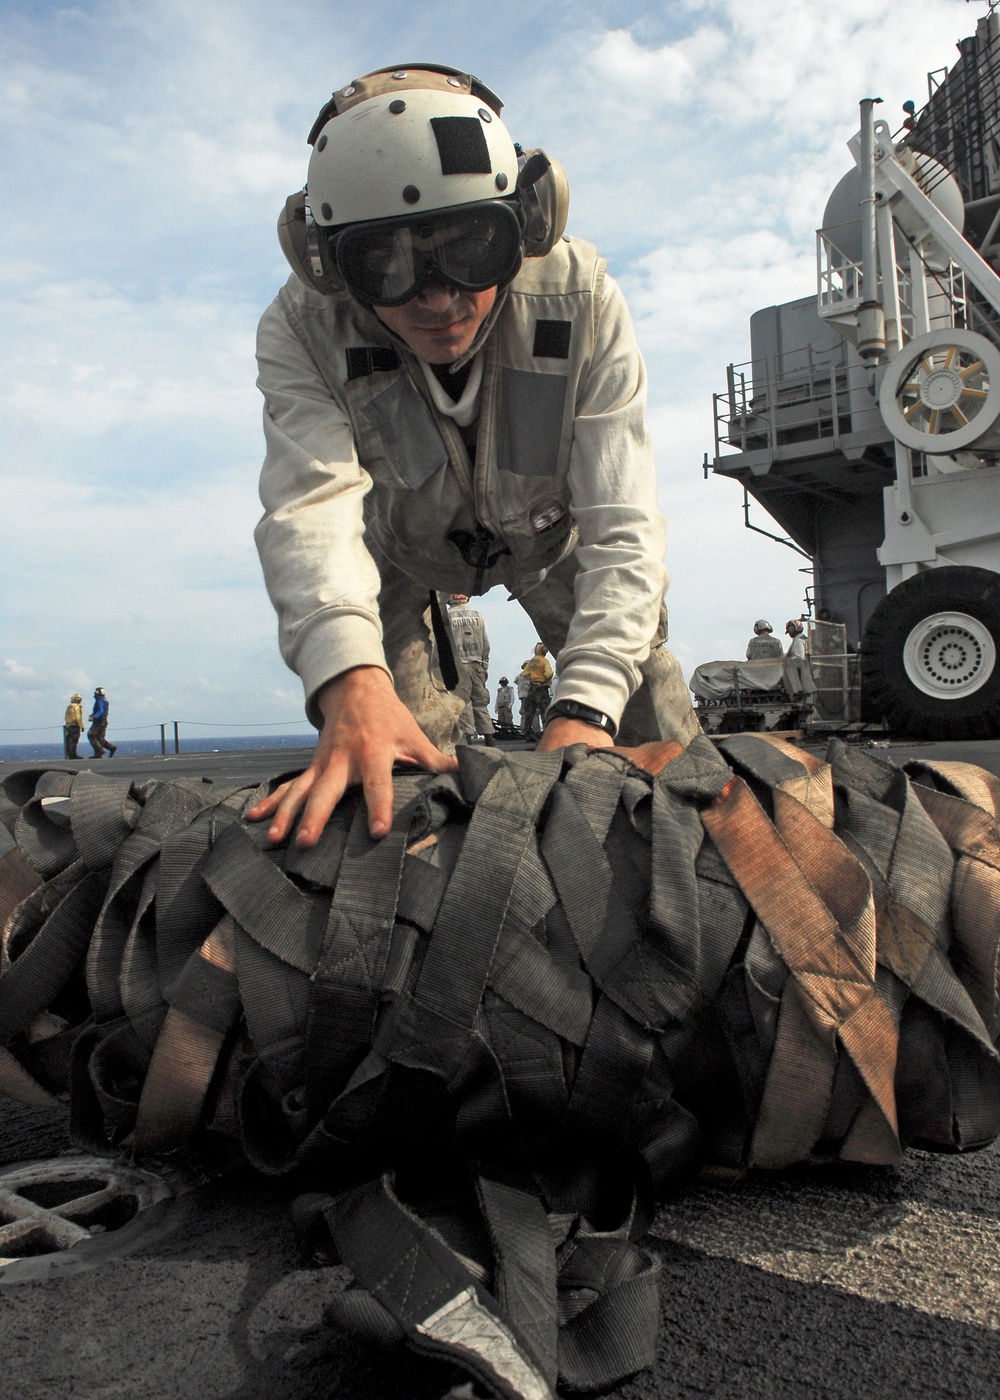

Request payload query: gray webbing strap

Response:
[411,750,563,1032]
[305,796,411,1113]
[14,799,79,880]
[0,872,106,1041]
[555,1234,662,1392]
[476,1175,558,1387]
[69,772,138,870]
[203,824,327,974]
[327,1173,556,1400]
[0,847,44,927]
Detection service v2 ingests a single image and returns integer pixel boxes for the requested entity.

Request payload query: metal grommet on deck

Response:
[0,1156,191,1283]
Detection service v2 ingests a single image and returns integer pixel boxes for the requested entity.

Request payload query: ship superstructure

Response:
[709,8,1000,737]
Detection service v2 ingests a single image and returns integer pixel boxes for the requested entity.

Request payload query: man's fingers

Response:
[260,773,317,844]
[405,734,459,773]
[245,783,291,822]
[294,756,351,848]
[360,755,397,839]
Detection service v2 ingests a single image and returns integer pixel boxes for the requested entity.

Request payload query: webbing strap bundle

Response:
[3,735,1000,1397]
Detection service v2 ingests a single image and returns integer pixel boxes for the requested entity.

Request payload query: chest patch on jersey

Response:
[362,376,448,488]
[497,368,566,477]
[346,346,401,380]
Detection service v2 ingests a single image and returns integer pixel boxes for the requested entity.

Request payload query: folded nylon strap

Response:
[0,1044,63,1109]
[203,824,326,974]
[835,779,995,1055]
[541,782,700,1034]
[327,1174,556,1400]
[565,995,654,1137]
[120,866,166,1052]
[14,800,79,880]
[0,847,44,931]
[69,772,138,870]
[912,784,1000,1039]
[487,924,593,1047]
[0,872,106,1042]
[476,1175,559,1387]
[412,751,563,1031]
[135,916,239,1153]
[556,1234,662,1392]
[905,759,1000,816]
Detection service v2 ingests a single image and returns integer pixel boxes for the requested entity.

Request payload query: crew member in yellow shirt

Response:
[63,693,84,759]
[519,643,554,739]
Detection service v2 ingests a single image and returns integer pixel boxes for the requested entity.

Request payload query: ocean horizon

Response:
[0,732,316,764]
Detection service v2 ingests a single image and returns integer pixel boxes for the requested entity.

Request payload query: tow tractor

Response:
[704,8,1000,738]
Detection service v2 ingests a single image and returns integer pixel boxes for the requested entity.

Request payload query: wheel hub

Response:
[903,611,997,698]
[920,367,963,410]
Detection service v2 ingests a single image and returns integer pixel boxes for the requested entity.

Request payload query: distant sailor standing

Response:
[447,593,496,746]
[87,687,117,758]
[495,676,514,729]
[785,619,806,659]
[745,620,784,660]
[63,693,84,759]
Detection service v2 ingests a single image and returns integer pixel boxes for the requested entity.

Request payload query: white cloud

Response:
[3,660,49,691]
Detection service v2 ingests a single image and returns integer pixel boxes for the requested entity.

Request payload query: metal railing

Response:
[712,346,872,461]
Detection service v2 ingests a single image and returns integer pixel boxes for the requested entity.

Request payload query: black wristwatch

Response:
[544,699,618,738]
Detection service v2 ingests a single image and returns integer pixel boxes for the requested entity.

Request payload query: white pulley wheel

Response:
[880,328,1000,452]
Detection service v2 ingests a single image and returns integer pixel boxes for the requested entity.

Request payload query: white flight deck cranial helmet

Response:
[753,620,774,635]
[307,76,520,228]
[786,619,804,635]
[278,64,569,298]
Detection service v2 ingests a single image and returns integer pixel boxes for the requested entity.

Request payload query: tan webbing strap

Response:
[770,787,899,1161]
[702,778,899,1167]
[134,916,238,1153]
[777,764,835,830]
[613,740,684,778]
[906,760,1000,816]
[747,979,836,1168]
[912,785,1000,1038]
[913,785,1000,867]
[0,1044,63,1110]
[753,734,825,774]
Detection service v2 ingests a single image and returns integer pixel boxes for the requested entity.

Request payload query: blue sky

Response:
[1,0,979,743]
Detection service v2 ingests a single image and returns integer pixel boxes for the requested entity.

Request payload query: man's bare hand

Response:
[534,716,616,753]
[245,666,457,846]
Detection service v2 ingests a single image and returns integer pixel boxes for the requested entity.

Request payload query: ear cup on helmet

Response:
[517,149,570,258]
[277,190,345,295]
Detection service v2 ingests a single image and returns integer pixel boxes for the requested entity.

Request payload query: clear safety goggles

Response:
[332,201,523,307]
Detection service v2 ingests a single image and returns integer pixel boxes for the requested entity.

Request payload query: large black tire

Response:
[861,566,1000,739]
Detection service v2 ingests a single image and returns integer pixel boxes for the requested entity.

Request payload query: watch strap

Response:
[544,699,617,738]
